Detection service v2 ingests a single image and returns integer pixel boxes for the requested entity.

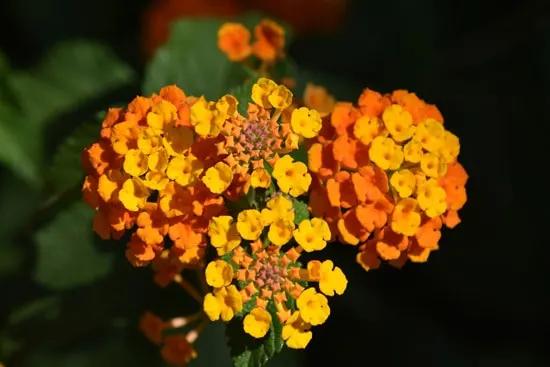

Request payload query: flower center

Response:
[241,120,273,153]
[253,255,289,291]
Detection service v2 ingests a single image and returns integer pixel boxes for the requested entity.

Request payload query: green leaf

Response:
[48,111,104,192]
[292,199,309,225]
[289,146,307,164]
[0,167,41,238]
[7,296,62,326]
[284,290,297,312]
[0,58,31,184]
[221,251,236,263]
[227,301,284,367]
[0,102,43,184]
[230,81,254,116]
[262,160,277,196]
[235,294,258,318]
[143,18,233,99]
[0,42,134,186]
[8,41,135,125]
[33,201,114,291]
[246,187,259,209]
[263,160,274,176]
[143,11,292,99]
[265,301,284,355]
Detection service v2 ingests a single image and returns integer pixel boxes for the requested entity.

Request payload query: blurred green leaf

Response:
[227,301,284,367]
[48,111,104,192]
[8,41,135,124]
[0,170,41,238]
[230,81,254,116]
[143,18,234,99]
[33,201,113,291]
[143,12,291,99]
[7,296,62,327]
[0,103,42,184]
[0,42,134,186]
[0,334,23,360]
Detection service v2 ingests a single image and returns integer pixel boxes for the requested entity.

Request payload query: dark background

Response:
[0,0,547,366]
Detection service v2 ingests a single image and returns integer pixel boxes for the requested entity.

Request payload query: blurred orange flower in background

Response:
[142,0,348,58]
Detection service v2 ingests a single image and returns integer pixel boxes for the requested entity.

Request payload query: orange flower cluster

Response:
[140,311,206,366]
[81,85,226,268]
[142,0,348,58]
[218,19,285,64]
[307,89,468,270]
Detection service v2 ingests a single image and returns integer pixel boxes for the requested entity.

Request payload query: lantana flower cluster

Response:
[218,18,285,65]
[82,78,347,364]
[217,18,292,86]
[306,89,468,271]
[82,17,468,367]
[143,0,348,57]
[81,85,227,268]
[203,191,347,349]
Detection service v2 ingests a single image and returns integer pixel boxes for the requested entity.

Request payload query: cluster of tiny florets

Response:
[306,88,467,270]
[84,17,468,367]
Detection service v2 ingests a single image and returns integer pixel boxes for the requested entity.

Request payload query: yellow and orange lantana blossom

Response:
[306,89,467,271]
[82,86,225,268]
[218,18,286,64]
[83,19,467,366]
[142,0,348,58]
[82,78,348,364]
[196,78,347,350]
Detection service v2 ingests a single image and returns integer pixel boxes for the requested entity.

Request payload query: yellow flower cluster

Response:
[193,77,322,200]
[203,193,347,349]
[191,79,345,348]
